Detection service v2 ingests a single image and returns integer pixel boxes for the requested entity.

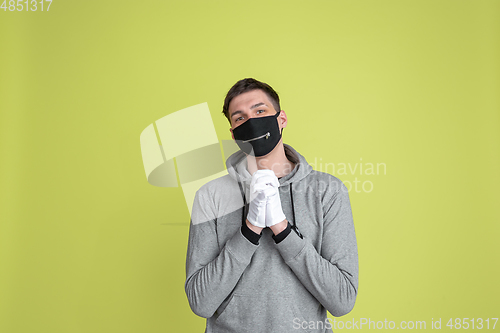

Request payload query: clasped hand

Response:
[246,170,286,229]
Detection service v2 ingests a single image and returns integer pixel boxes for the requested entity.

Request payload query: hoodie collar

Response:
[226,144,313,187]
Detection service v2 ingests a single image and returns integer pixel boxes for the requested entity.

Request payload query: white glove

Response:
[247,170,278,228]
[265,175,286,227]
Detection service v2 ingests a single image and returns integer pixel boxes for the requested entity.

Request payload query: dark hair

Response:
[222,78,281,123]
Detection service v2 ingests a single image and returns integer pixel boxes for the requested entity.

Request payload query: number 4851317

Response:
[446,318,498,329]
[1,0,53,11]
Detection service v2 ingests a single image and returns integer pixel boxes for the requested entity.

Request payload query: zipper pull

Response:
[242,132,271,143]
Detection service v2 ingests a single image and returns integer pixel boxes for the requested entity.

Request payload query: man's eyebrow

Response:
[250,102,266,109]
[230,110,243,119]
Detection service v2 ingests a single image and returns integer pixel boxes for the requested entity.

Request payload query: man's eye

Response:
[236,116,244,122]
[257,109,265,114]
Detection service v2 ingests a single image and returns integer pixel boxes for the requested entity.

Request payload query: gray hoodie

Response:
[185,144,358,333]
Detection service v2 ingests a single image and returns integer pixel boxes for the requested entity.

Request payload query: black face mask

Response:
[232,111,283,157]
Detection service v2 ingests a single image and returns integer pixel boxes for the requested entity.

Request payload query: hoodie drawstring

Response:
[236,173,248,226]
[289,183,303,238]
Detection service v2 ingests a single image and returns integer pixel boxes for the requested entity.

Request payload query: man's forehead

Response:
[229,90,271,113]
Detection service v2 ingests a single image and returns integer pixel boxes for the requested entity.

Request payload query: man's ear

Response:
[229,127,234,140]
[279,110,288,129]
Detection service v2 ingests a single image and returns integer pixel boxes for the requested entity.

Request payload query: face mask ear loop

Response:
[276,110,283,136]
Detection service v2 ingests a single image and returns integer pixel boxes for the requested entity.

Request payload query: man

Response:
[185,78,358,333]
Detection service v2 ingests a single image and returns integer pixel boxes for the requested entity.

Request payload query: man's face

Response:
[228,89,287,139]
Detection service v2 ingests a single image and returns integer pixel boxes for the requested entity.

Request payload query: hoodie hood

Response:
[226,144,313,188]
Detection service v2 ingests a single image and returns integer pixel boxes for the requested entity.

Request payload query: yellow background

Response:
[1,0,499,332]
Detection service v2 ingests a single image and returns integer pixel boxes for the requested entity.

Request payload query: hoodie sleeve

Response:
[274,179,358,317]
[184,187,259,318]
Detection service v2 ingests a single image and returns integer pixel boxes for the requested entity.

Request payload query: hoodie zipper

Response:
[242,132,270,143]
